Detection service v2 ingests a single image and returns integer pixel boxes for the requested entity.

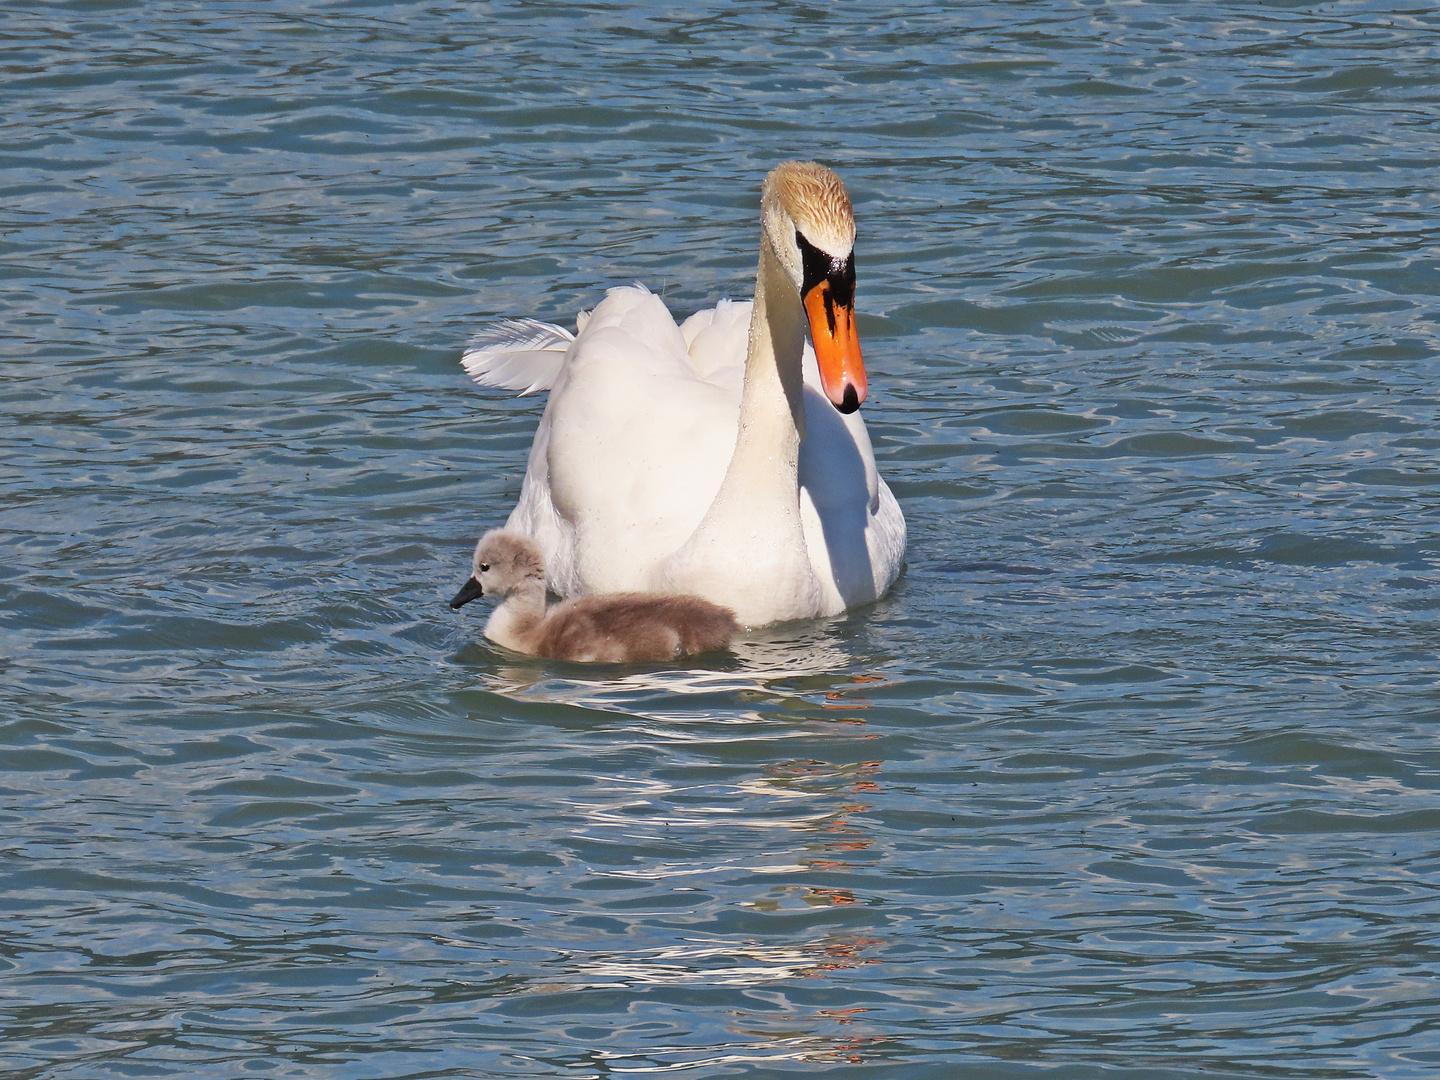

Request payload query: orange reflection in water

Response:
[717,821,888,1063]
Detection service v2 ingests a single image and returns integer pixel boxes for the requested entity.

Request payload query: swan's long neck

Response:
[483,581,546,653]
[655,230,824,624]
[731,232,808,497]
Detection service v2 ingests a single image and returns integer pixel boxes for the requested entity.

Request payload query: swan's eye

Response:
[478,563,490,573]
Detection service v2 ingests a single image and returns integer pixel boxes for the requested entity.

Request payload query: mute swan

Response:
[451,530,740,662]
[461,161,905,626]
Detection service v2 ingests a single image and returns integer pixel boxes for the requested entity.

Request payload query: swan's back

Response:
[532,593,740,663]
[541,287,741,593]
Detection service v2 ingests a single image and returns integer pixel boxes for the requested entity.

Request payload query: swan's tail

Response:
[461,318,578,395]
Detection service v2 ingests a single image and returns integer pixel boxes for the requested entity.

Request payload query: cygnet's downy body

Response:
[450,530,740,663]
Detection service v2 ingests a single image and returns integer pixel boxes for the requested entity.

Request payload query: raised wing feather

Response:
[461,318,575,395]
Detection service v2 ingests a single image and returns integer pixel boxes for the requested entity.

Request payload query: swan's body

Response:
[451,530,739,663]
[461,162,905,626]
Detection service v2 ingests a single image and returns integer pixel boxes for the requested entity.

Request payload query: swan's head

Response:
[450,530,545,609]
[761,161,866,414]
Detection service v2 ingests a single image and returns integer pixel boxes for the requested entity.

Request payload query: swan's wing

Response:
[869,474,907,596]
[462,318,580,591]
[505,397,582,597]
[545,288,740,594]
[798,343,906,611]
[679,298,751,387]
[461,318,575,395]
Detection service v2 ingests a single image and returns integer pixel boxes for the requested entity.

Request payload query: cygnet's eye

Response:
[478,562,490,573]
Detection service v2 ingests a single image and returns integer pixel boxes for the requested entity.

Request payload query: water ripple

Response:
[4,1,1440,1077]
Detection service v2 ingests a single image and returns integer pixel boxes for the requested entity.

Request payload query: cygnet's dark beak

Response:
[450,576,484,609]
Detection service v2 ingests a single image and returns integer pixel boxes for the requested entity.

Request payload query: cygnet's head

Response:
[449,530,545,610]
[759,161,866,415]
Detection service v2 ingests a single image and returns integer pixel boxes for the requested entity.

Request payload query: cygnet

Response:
[450,530,740,663]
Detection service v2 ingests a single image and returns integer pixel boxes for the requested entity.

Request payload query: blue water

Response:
[4,2,1440,1076]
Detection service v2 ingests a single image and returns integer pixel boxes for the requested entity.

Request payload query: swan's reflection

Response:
[465,612,894,1066]
[541,746,890,1068]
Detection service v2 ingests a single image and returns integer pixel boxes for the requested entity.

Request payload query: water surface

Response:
[4,2,1440,1077]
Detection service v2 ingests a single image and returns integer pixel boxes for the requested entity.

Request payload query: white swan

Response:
[461,161,905,627]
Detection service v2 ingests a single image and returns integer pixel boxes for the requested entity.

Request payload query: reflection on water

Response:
[550,734,892,1071]
[569,939,867,988]
[480,618,863,719]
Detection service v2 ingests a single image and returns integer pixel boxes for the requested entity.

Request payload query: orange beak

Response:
[803,281,867,414]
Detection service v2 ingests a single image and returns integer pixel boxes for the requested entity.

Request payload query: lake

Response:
[4,1,1439,1077]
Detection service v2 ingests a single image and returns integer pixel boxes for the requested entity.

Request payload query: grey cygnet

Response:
[451,530,740,663]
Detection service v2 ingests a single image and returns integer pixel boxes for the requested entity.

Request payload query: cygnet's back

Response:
[451,529,740,663]
[534,593,739,664]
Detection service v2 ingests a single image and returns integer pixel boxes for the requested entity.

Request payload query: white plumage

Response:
[461,317,575,395]
[460,163,905,626]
